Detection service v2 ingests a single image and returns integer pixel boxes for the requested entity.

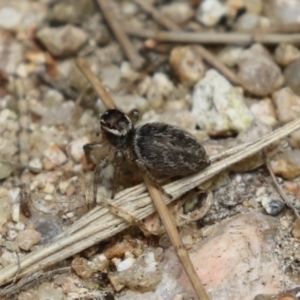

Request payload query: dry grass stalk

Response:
[96,0,144,70]
[125,27,300,45]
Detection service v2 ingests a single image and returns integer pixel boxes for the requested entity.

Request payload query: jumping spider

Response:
[84,108,211,204]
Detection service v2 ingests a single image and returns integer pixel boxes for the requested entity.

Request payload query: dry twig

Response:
[125,27,300,45]
[96,0,144,70]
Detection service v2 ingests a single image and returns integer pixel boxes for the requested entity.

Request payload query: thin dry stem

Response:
[132,0,181,31]
[125,27,300,45]
[96,0,144,70]
[75,58,116,109]
[143,175,210,300]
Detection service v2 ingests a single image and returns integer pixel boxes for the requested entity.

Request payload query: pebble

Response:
[263,0,300,25]
[274,43,300,67]
[43,144,67,169]
[0,30,23,75]
[234,13,260,31]
[48,0,96,24]
[261,197,285,215]
[147,73,174,109]
[37,282,64,300]
[71,256,94,279]
[17,229,41,250]
[28,158,43,173]
[283,58,300,96]
[0,162,13,179]
[191,69,253,135]
[249,97,277,127]
[0,7,21,30]
[272,87,300,124]
[270,150,300,180]
[188,213,281,299]
[67,136,90,162]
[42,183,55,194]
[292,219,300,239]
[7,229,18,240]
[109,252,161,293]
[196,0,228,27]
[90,254,109,272]
[237,44,284,96]
[101,65,121,90]
[169,46,205,87]
[36,25,88,58]
[218,46,243,67]
[11,203,20,223]
[0,190,12,226]
[160,2,193,24]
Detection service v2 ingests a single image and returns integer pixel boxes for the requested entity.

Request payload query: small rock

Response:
[284,58,300,96]
[0,30,23,75]
[42,183,55,194]
[43,144,67,169]
[272,87,300,123]
[261,197,285,215]
[249,98,277,127]
[274,43,300,67]
[237,44,284,96]
[109,252,161,293]
[71,257,94,279]
[0,190,12,226]
[67,136,90,162]
[28,158,43,173]
[7,229,18,240]
[90,254,109,272]
[191,69,254,135]
[170,46,205,87]
[234,13,260,31]
[292,219,300,239]
[147,73,174,109]
[11,203,20,223]
[36,25,88,58]
[263,0,300,25]
[218,46,243,68]
[0,162,13,179]
[161,2,193,24]
[0,7,21,30]
[196,0,228,27]
[17,229,41,250]
[48,0,96,24]
[270,150,300,180]
[37,282,64,300]
[101,65,121,90]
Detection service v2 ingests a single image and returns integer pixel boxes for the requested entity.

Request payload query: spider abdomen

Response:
[133,123,210,176]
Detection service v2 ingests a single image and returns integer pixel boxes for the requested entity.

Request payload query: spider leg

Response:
[111,150,124,199]
[93,156,109,206]
[83,142,104,164]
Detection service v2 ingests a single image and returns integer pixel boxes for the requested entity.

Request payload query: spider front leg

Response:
[93,156,109,206]
[135,159,172,199]
[111,150,124,199]
[83,142,104,165]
